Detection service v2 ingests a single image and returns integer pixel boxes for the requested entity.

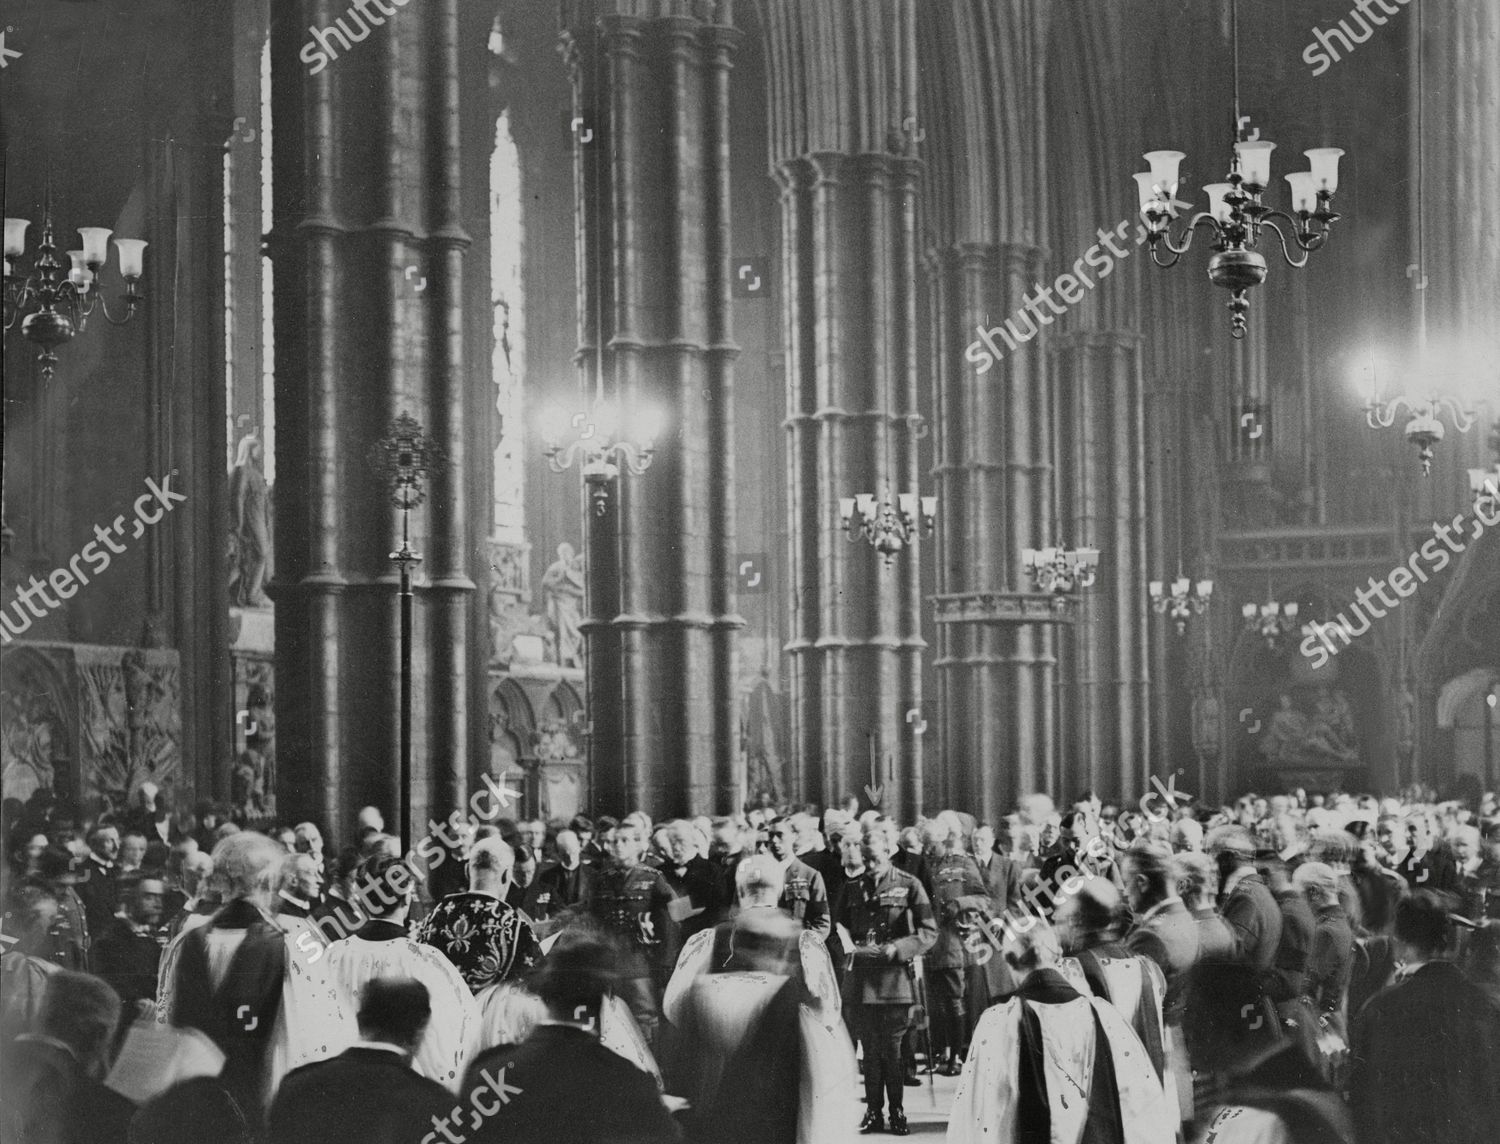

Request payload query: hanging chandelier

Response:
[538,396,663,515]
[1133,0,1343,339]
[1022,545,1100,611]
[4,207,147,380]
[1365,392,1477,477]
[1150,575,1214,636]
[1243,599,1299,649]
[840,489,936,566]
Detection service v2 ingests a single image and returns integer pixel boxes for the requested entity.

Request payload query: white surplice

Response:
[948,984,1177,1144]
[321,928,478,1091]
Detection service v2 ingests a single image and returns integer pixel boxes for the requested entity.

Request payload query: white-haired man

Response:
[417,834,542,993]
[160,831,346,1124]
[947,919,1175,1144]
[664,853,850,1144]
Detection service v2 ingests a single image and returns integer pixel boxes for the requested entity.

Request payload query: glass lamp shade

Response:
[1021,548,1039,569]
[1284,602,1300,619]
[626,403,665,447]
[839,497,856,524]
[897,492,918,520]
[1143,150,1186,192]
[920,495,937,519]
[1076,547,1100,566]
[856,492,877,518]
[4,218,29,257]
[536,402,572,444]
[1203,183,1235,223]
[78,227,112,266]
[1172,577,1191,596]
[1285,172,1317,214]
[1134,172,1164,215]
[1305,148,1344,194]
[67,251,94,290]
[1149,580,1165,599]
[1195,580,1214,599]
[1235,141,1276,189]
[1242,602,1257,619]
[114,238,147,280]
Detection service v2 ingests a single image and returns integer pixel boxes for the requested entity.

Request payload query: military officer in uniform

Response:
[922,815,991,1075]
[833,818,937,1136]
[768,816,831,940]
[586,815,682,1045]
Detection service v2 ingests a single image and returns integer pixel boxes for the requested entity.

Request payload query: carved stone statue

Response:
[229,433,274,608]
[541,542,585,668]
[1258,694,1311,764]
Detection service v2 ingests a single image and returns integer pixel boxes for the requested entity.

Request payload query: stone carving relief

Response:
[1,645,184,818]
[232,657,276,820]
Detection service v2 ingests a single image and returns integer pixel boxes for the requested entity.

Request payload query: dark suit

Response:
[267,1045,455,1144]
[661,856,723,938]
[0,1035,136,1144]
[1351,962,1500,1144]
[524,860,595,924]
[459,1025,681,1143]
[972,850,1022,916]
[1221,869,1282,970]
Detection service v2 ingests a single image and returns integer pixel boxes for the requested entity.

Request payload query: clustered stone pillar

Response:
[763,0,926,820]
[561,0,743,818]
[921,0,1058,825]
[270,0,474,841]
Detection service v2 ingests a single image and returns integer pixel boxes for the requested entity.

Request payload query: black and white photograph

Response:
[2,0,1498,1141]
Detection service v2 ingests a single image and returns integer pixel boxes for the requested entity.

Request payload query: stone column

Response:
[920,0,1057,825]
[561,0,743,818]
[764,0,926,821]
[270,0,474,843]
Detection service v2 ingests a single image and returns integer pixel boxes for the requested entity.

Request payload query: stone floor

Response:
[819,1070,961,1142]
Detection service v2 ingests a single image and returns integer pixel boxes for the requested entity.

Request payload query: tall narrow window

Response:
[491,108,525,542]
[259,36,275,486]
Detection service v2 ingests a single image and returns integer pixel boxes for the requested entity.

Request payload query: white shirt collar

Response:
[356,1041,409,1057]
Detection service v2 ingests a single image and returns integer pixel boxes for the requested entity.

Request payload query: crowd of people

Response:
[1,777,1498,1143]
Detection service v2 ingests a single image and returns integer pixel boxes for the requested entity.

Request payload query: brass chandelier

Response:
[1133,0,1343,339]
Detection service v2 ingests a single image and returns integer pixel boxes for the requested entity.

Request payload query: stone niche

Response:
[0,641,183,818]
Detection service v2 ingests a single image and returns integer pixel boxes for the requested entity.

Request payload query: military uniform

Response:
[927,851,990,1069]
[777,856,831,939]
[587,861,680,1040]
[834,864,936,1125]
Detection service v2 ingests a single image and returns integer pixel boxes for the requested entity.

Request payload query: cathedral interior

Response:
[2,0,1497,840]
